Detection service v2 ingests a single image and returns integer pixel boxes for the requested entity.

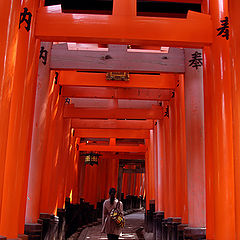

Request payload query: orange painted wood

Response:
[57,119,72,208]
[168,98,176,217]
[35,9,212,48]
[0,0,41,237]
[78,143,146,153]
[143,0,201,2]
[175,75,188,224]
[62,86,172,101]
[162,102,170,217]
[72,119,154,130]
[64,105,163,120]
[59,71,177,89]
[203,47,215,239]
[113,0,136,16]
[0,0,21,227]
[75,129,150,139]
[229,0,240,238]
[208,0,236,239]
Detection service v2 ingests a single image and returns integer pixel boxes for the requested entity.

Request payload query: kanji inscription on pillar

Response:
[217,16,229,40]
[164,106,169,118]
[189,51,203,70]
[19,7,32,32]
[39,47,48,65]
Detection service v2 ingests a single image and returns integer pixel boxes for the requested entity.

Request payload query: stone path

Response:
[77,211,145,239]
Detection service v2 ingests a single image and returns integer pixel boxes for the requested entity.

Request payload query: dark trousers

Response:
[107,234,119,240]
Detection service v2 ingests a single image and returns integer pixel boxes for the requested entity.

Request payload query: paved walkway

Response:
[77,211,145,239]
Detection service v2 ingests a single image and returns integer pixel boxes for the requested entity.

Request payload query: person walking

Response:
[102,188,124,240]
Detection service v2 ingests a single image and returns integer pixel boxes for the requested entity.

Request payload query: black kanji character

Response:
[164,106,169,118]
[217,16,229,40]
[19,7,32,32]
[189,51,203,70]
[65,98,71,104]
[39,47,48,65]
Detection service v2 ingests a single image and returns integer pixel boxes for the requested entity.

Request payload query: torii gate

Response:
[0,0,239,239]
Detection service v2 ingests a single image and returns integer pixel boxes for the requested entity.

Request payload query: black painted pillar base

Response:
[171,217,182,240]
[162,219,168,240]
[166,218,173,240]
[57,208,66,240]
[156,211,164,240]
[18,234,28,239]
[183,227,206,240]
[177,224,188,240]
[0,236,7,240]
[24,223,42,240]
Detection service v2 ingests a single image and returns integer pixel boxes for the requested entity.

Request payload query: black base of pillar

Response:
[18,234,28,239]
[177,224,188,240]
[156,211,164,240]
[0,236,7,240]
[24,223,42,240]
[183,227,206,240]
[172,218,182,240]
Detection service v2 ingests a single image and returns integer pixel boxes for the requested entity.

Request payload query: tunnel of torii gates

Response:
[2,0,240,239]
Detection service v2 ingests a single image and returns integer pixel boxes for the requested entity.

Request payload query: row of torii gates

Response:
[1,0,240,239]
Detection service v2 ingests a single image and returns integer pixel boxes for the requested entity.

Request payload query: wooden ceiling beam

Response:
[75,129,150,139]
[78,143,146,153]
[64,104,163,119]
[51,44,184,73]
[71,119,154,130]
[36,9,212,48]
[62,86,172,101]
[59,71,177,89]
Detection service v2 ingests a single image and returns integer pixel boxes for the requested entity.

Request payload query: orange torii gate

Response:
[0,0,240,239]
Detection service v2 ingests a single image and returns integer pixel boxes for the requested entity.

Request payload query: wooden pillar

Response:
[156,120,164,211]
[57,118,72,208]
[0,0,21,222]
[175,75,188,224]
[162,102,170,218]
[0,0,41,237]
[117,164,124,200]
[229,0,240,238]
[112,0,136,16]
[39,81,65,214]
[184,49,206,228]
[207,0,236,239]
[168,98,177,217]
[153,122,159,210]
[25,42,52,223]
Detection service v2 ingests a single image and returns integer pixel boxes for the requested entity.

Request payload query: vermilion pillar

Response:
[184,49,206,228]
[57,118,72,208]
[39,84,64,214]
[168,98,177,217]
[175,75,188,224]
[26,42,52,223]
[156,120,164,211]
[203,47,215,239]
[208,0,236,239]
[0,0,20,223]
[0,0,41,237]
[229,0,240,238]
[162,102,170,217]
